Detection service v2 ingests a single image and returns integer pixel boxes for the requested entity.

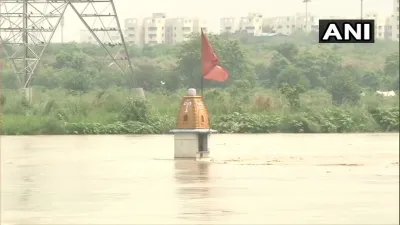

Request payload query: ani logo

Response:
[318,19,375,43]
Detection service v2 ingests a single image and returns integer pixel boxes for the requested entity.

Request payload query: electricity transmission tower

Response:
[0,0,134,89]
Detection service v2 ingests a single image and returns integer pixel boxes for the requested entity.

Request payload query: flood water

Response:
[1,133,399,224]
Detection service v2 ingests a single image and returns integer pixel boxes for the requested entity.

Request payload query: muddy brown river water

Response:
[1,133,399,224]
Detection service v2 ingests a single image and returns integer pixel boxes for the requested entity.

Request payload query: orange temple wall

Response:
[176,96,210,129]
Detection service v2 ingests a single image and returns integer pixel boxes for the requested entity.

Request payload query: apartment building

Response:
[220,13,264,35]
[262,13,317,35]
[238,13,264,36]
[394,0,399,40]
[262,16,292,35]
[375,0,399,41]
[220,17,240,34]
[124,13,207,45]
[124,18,143,45]
[142,13,167,44]
[220,13,318,36]
[165,17,205,44]
[385,15,396,39]
[364,2,399,41]
[292,13,318,32]
[364,12,390,40]
[362,11,400,41]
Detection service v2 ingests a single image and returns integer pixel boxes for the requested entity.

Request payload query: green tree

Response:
[294,50,327,88]
[360,71,382,90]
[273,42,299,62]
[279,83,306,109]
[228,79,253,112]
[59,68,93,92]
[33,66,60,88]
[327,69,361,105]
[266,52,291,86]
[1,69,20,89]
[54,51,88,70]
[277,65,310,88]
[1,35,397,94]
[254,62,271,87]
[384,51,399,77]
[175,34,253,89]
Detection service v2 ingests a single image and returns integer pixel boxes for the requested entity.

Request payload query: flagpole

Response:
[200,27,204,97]
[200,76,204,96]
[200,28,209,130]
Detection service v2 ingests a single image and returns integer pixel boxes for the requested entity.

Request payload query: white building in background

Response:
[143,13,167,45]
[220,17,240,34]
[262,13,318,35]
[362,12,400,41]
[364,12,389,39]
[238,13,264,36]
[165,17,206,44]
[123,13,208,45]
[262,17,292,35]
[393,0,399,40]
[124,18,143,45]
[291,13,318,32]
[220,13,266,36]
[386,14,399,41]
[219,13,318,36]
[219,12,400,40]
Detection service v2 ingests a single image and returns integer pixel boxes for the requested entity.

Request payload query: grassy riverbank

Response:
[1,87,398,135]
[1,35,399,135]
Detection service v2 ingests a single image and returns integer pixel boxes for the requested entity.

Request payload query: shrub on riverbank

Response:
[1,35,398,135]
[1,88,398,135]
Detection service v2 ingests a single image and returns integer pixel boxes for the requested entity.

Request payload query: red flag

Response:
[201,30,229,82]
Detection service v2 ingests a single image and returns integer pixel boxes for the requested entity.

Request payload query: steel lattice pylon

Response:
[0,0,134,88]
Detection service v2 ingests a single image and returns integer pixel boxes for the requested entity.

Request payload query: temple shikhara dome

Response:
[176,89,210,129]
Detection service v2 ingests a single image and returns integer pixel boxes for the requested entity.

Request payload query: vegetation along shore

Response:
[1,32,399,135]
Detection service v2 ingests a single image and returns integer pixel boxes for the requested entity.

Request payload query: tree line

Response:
[1,31,399,108]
